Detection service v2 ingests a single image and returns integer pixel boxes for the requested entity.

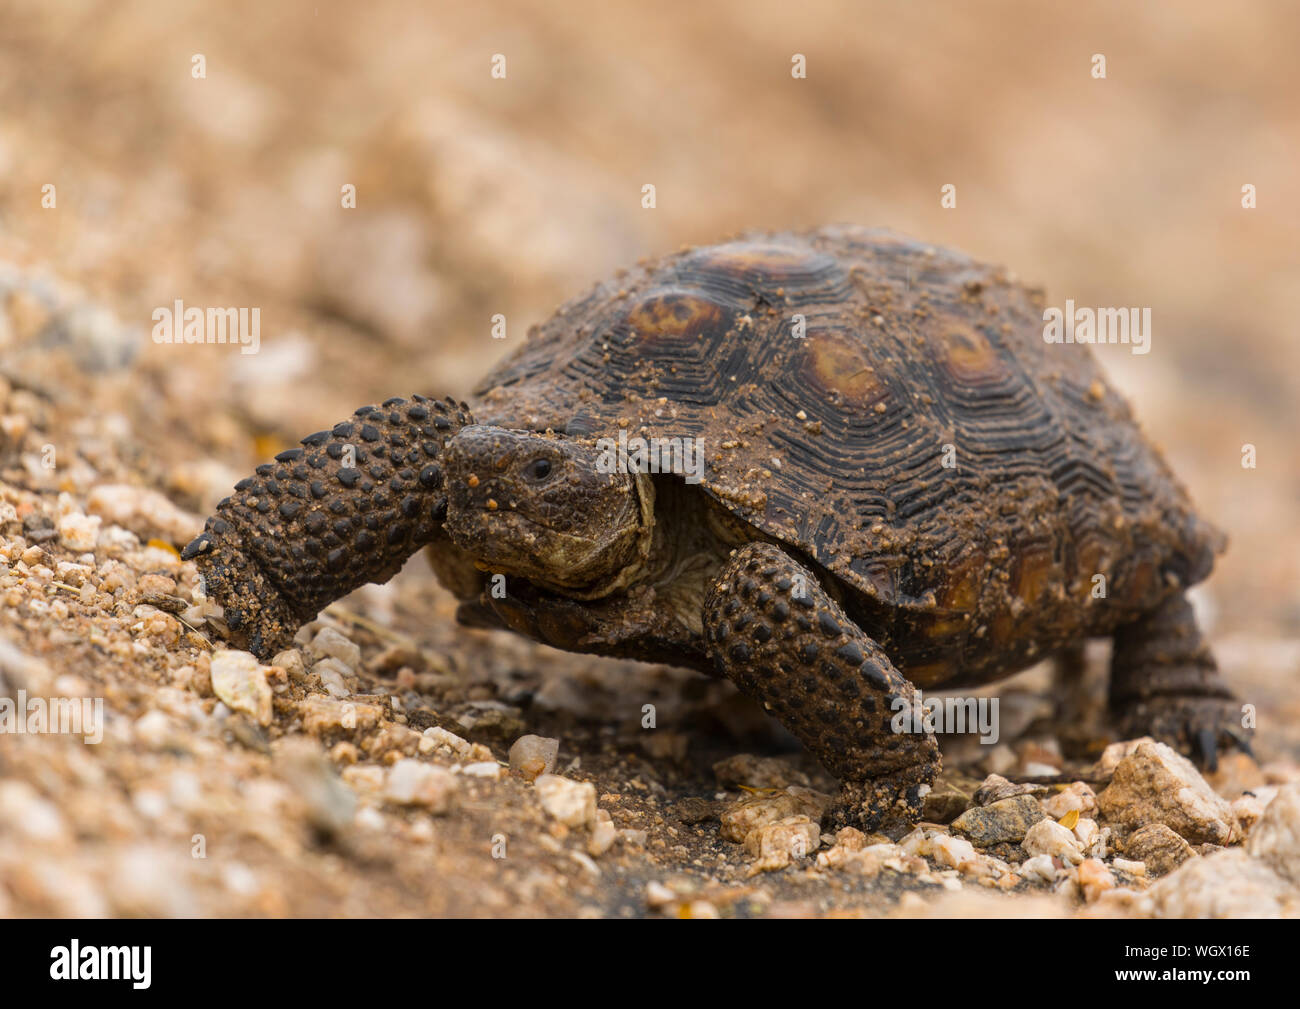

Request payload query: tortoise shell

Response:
[471,226,1223,686]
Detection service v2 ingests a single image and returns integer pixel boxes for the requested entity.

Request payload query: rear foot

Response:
[1110,593,1252,773]
[1115,695,1252,773]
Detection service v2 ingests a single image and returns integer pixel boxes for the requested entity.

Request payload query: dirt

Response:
[0,0,1297,918]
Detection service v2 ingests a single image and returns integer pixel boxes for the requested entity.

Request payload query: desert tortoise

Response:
[183,226,1247,830]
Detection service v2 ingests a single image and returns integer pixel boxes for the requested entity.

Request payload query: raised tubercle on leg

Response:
[703,541,940,833]
[182,395,473,658]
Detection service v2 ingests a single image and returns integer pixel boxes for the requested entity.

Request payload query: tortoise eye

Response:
[522,457,553,482]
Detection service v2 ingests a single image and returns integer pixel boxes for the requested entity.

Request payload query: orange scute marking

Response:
[624,292,724,343]
[797,331,886,408]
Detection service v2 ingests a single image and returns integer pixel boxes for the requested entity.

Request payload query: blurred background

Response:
[0,0,1296,915]
[1,0,1295,631]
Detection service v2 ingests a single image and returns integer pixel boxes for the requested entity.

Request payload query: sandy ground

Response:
[0,0,1297,917]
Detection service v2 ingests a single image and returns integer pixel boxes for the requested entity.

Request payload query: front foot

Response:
[826,759,941,838]
[183,396,472,659]
[183,532,301,658]
[1114,695,1252,773]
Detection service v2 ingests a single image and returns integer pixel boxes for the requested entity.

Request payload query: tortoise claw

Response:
[1194,727,1219,773]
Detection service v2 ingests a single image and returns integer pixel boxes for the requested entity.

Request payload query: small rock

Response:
[535,774,597,829]
[1073,816,1102,855]
[1014,738,1063,775]
[342,764,386,794]
[453,701,526,742]
[587,811,618,856]
[422,725,474,758]
[1019,853,1059,883]
[1231,794,1266,837]
[831,826,868,852]
[1146,849,1291,917]
[459,761,503,779]
[974,773,1042,806]
[1094,736,1156,776]
[1077,858,1116,902]
[21,512,57,544]
[272,649,306,681]
[299,697,383,736]
[744,815,820,873]
[56,508,100,552]
[1246,782,1300,884]
[210,649,273,726]
[719,786,831,843]
[312,657,352,698]
[1141,789,1300,917]
[1122,822,1197,876]
[930,833,979,871]
[509,734,559,781]
[818,840,905,878]
[384,759,457,812]
[1098,740,1236,846]
[1041,781,1099,820]
[1022,818,1084,864]
[309,626,362,672]
[645,881,678,909]
[952,794,1045,845]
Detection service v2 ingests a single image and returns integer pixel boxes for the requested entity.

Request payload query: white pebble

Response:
[384,759,457,812]
[309,626,361,672]
[1023,818,1085,864]
[535,774,597,829]
[459,761,503,779]
[1020,853,1060,882]
[210,650,274,726]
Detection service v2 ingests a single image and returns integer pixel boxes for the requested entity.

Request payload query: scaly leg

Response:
[182,396,472,658]
[1109,593,1251,771]
[703,541,940,834]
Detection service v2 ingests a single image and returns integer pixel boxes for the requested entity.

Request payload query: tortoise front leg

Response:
[703,542,940,835]
[182,396,473,658]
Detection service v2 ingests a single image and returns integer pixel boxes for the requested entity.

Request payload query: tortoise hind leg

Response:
[1052,643,1101,759]
[703,542,940,835]
[1109,593,1251,771]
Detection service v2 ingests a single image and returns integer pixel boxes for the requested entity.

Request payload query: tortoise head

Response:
[442,426,654,597]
